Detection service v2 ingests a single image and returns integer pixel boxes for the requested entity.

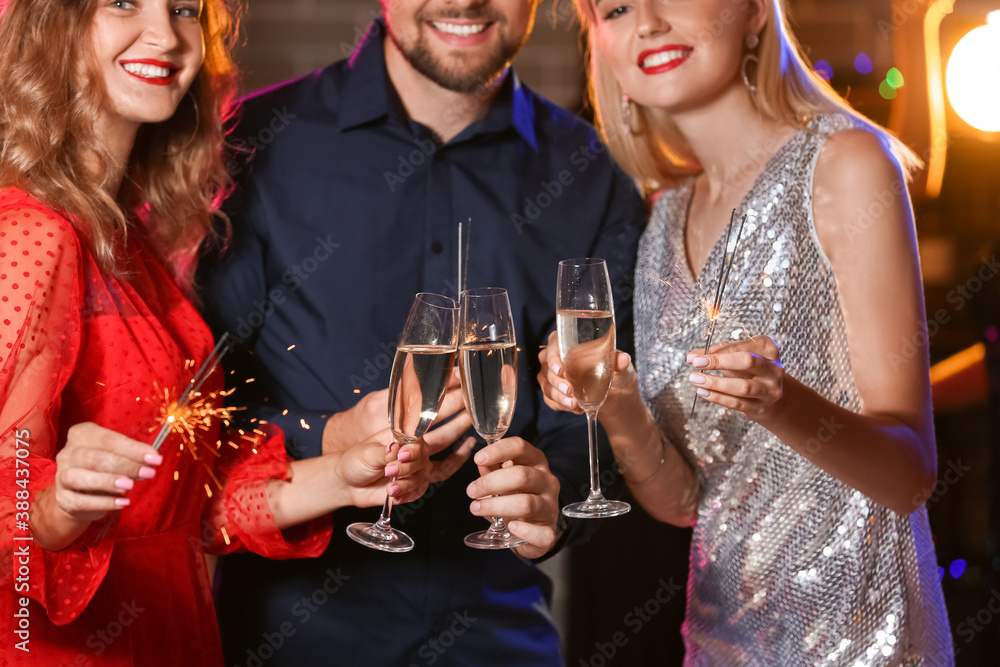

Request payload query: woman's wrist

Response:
[29,486,94,551]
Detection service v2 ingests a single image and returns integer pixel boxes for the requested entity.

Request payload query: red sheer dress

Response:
[0,188,332,666]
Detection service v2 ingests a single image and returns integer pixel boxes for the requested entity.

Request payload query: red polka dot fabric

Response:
[0,189,331,666]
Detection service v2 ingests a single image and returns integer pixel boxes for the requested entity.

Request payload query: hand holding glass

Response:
[459,287,527,549]
[346,293,458,552]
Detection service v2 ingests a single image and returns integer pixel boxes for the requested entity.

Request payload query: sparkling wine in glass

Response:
[557,258,631,519]
[459,287,527,550]
[346,293,458,552]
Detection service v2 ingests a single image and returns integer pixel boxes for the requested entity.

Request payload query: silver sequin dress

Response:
[633,115,953,666]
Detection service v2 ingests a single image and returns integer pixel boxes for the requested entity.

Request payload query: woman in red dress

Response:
[0,1,472,665]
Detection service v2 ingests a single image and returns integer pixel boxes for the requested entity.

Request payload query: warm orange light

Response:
[946,12,1000,132]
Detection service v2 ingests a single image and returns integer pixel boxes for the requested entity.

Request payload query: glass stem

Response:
[374,482,395,532]
[481,437,510,536]
[586,410,604,502]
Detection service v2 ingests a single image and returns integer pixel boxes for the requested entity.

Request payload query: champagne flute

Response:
[346,293,459,552]
[459,287,527,550]
[557,258,631,519]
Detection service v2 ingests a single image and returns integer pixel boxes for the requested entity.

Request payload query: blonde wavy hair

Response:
[0,0,240,287]
[573,0,921,194]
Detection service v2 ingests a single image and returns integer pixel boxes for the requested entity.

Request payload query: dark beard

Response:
[389,9,521,94]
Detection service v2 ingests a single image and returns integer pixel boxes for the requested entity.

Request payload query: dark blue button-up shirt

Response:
[201,20,645,667]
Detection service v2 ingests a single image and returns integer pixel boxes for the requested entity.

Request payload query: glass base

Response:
[561,498,631,519]
[464,528,528,550]
[346,522,414,553]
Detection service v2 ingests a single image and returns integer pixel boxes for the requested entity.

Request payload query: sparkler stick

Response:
[152,333,235,451]
[457,218,471,296]
[690,210,748,419]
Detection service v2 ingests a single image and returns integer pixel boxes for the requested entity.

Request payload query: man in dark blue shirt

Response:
[201,1,645,664]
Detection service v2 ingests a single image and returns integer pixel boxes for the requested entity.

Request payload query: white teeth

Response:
[122,63,172,79]
[432,21,487,36]
[641,49,690,69]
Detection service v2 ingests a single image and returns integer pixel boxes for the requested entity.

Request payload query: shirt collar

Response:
[335,18,538,150]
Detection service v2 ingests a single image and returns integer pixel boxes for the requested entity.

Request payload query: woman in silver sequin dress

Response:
[539,0,953,664]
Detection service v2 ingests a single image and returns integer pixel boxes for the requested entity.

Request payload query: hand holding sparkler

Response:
[686,337,785,420]
[29,423,163,552]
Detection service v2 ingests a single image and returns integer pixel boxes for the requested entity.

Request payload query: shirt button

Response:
[431,241,444,255]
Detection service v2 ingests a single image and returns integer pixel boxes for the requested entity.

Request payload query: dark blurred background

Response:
[231,0,1000,664]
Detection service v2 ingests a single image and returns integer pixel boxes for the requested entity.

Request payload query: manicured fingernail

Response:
[114,477,134,490]
[697,388,710,397]
[686,353,695,362]
[467,483,478,497]
[115,497,130,507]
[398,450,412,462]
[385,465,400,477]
[138,466,156,479]
[558,382,569,394]
[552,363,562,374]
[562,397,574,408]
[689,373,706,385]
[389,483,401,496]
[692,357,709,368]
[385,442,393,453]
[474,451,487,465]
[470,500,482,513]
[144,452,163,465]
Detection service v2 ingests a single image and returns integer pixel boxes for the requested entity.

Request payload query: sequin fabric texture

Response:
[633,115,953,666]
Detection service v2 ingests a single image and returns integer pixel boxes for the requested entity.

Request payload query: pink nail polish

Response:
[114,477,134,490]
[144,452,163,465]
[138,466,156,480]
[115,497,130,507]
[390,484,401,496]
[385,465,400,477]
[398,451,412,462]
[697,388,710,397]
[692,357,709,368]
[689,373,706,385]
[552,363,561,374]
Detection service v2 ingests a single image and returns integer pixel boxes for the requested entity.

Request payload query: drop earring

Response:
[741,33,760,93]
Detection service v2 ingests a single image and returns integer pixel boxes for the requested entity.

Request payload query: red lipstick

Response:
[119,59,180,86]
[637,45,693,75]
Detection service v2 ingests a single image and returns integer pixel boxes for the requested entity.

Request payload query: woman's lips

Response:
[120,59,180,87]
[637,46,693,75]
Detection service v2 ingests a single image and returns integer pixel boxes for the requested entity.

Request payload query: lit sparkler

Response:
[151,332,237,451]
[690,210,748,418]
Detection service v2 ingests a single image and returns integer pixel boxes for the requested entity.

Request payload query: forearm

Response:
[264,454,352,530]
[29,486,93,551]
[756,375,936,515]
[600,393,700,527]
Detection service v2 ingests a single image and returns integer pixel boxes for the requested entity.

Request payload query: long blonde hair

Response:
[574,0,921,193]
[0,0,241,286]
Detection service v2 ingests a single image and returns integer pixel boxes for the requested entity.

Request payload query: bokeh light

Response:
[814,59,833,81]
[879,80,898,100]
[886,67,905,89]
[946,12,1000,132]
[854,53,873,74]
[949,559,967,579]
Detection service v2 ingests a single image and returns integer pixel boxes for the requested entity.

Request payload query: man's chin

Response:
[408,50,509,94]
